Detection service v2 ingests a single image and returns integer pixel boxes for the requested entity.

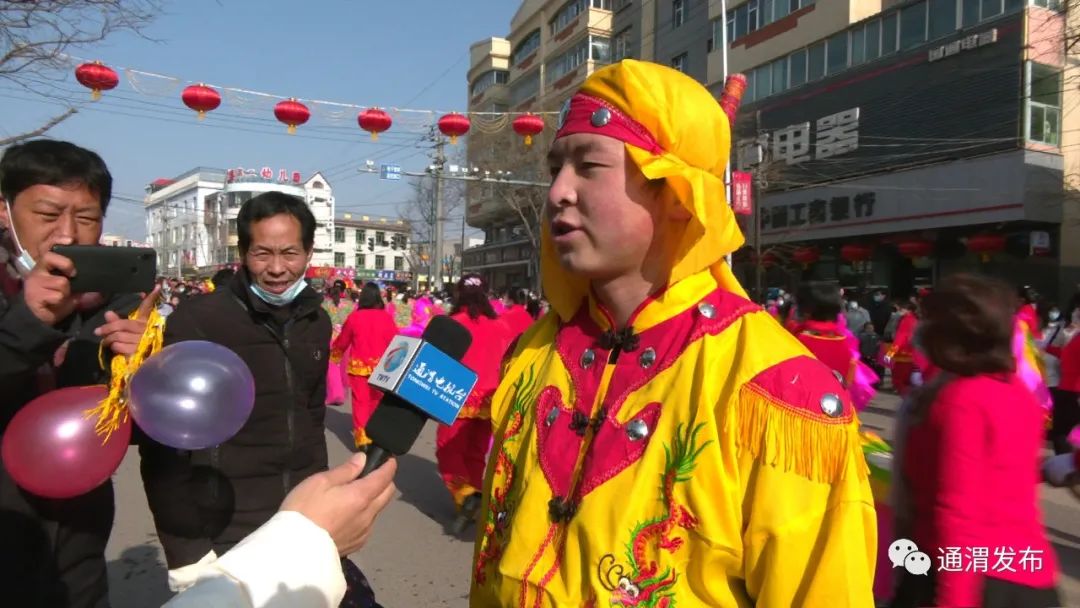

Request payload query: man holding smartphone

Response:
[0,139,157,607]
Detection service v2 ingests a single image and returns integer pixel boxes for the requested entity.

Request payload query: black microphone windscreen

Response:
[363,315,473,456]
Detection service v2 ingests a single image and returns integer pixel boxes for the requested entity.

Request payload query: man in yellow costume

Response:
[470,60,877,607]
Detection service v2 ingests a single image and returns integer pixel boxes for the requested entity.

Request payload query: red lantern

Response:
[181,84,221,120]
[358,108,392,141]
[897,239,934,259]
[438,113,471,144]
[274,98,310,135]
[965,233,1006,262]
[792,246,820,268]
[74,61,119,101]
[840,243,873,263]
[761,252,780,269]
[512,113,545,147]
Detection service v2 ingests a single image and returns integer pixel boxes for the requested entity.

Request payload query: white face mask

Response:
[1048,310,1061,322]
[4,200,36,275]
[250,273,309,307]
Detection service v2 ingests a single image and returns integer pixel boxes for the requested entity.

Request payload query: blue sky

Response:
[0,0,517,239]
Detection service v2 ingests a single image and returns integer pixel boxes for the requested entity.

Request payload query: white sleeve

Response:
[162,511,347,608]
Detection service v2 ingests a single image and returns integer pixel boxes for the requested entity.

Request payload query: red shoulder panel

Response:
[745,355,855,424]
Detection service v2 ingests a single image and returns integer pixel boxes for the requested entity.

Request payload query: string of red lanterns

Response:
[274,98,310,135]
[70,62,549,143]
[75,61,119,101]
[181,84,221,120]
[358,108,392,141]
[512,114,545,147]
[438,113,471,144]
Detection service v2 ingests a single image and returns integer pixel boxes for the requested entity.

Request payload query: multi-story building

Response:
[144,167,226,277]
[464,0,615,290]
[611,0,712,80]
[706,0,1076,299]
[100,233,151,248]
[146,166,336,277]
[332,213,413,286]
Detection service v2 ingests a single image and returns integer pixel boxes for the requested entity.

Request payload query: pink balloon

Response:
[2,385,131,499]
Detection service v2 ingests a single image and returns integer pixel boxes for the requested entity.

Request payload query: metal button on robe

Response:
[591,107,611,127]
[545,408,559,427]
[626,419,649,441]
[820,393,843,418]
[639,347,657,369]
[698,302,716,319]
[581,349,596,369]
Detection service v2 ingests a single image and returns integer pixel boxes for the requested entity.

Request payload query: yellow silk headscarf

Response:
[541,60,747,322]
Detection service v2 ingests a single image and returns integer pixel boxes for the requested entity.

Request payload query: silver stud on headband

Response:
[590,107,612,128]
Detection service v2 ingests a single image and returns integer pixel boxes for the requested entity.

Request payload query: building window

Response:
[826,31,848,75]
[376,231,386,246]
[355,229,365,244]
[672,52,688,73]
[394,257,404,271]
[789,49,807,87]
[375,255,386,270]
[899,1,927,50]
[334,252,345,266]
[615,0,632,9]
[1027,62,1062,146]
[865,19,882,60]
[807,41,826,81]
[334,227,345,243]
[673,0,686,28]
[850,25,866,66]
[470,70,509,97]
[771,57,788,94]
[1031,0,1062,9]
[510,70,540,105]
[981,0,1003,19]
[355,254,365,268]
[614,27,632,60]
[512,29,541,66]
[882,12,899,55]
[727,0,813,43]
[545,35,610,82]
[755,63,772,98]
[928,0,957,40]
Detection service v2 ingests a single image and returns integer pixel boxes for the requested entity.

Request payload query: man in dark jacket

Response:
[139,191,333,591]
[0,140,154,607]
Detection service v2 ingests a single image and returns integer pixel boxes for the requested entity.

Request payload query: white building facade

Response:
[332,214,413,284]
[145,167,337,276]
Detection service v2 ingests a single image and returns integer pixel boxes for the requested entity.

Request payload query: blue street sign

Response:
[380,164,402,181]
[395,343,478,426]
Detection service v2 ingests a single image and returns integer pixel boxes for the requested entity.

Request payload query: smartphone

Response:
[51,245,157,295]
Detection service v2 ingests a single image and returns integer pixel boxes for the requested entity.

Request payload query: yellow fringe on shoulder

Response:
[85,306,166,443]
[735,385,867,484]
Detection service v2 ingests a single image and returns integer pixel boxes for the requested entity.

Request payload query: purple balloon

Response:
[128,340,255,450]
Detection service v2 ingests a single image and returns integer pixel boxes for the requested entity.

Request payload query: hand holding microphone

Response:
[359,315,478,477]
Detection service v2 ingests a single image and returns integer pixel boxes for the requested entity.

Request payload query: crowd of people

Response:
[1,58,1078,608]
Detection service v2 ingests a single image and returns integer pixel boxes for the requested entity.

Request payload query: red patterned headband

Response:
[554,94,664,155]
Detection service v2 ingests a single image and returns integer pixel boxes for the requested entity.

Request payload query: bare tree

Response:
[397,161,466,290]
[0,0,162,146]
[466,124,551,291]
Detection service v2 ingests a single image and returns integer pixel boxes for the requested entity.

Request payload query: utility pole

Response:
[753,110,765,301]
[432,136,446,291]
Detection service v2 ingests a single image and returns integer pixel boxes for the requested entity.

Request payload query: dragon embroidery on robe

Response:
[598,423,711,607]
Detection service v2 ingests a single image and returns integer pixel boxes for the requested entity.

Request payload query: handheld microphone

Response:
[358,315,476,477]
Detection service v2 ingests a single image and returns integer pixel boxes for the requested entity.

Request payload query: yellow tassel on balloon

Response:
[85,305,166,443]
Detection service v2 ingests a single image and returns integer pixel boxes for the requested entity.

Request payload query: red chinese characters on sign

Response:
[279,169,288,183]
[292,172,302,184]
[732,171,753,215]
[260,167,273,179]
